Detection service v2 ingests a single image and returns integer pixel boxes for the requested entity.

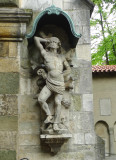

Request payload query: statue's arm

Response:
[34,36,48,57]
[63,58,71,76]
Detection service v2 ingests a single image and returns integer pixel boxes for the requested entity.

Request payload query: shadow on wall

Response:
[95,121,110,157]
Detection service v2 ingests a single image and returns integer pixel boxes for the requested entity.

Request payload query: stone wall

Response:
[93,73,116,157]
[0,0,96,160]
[0,39,19,160]
[18,0,96,160]
[0,4,32,160]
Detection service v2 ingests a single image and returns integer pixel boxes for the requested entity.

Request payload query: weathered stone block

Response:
[19,112,40,123]
[0,73,19,94]
[19,145,41,153]
[0,131,17,150]
[63,0,76,2]
[0,42,9,57]
[76,45,91,61]
[85,133,95,145]
[82,94,93,112]
[20,0,52,11]
[20,77,31,95]
[0,0,18,7]
[0,58,19,72]
[71,59,91,68]
[0,150,16,160]
[80,112,94,132]
[64,0,90,10]
[83,26,90,44]
[65,10,90,26]
[71,67,80,80]
[71,94,82,111]
[0,23,21,38]
[9,42,17,57]
[73,133,84,144]
[19,152,85,160]
[75,26,83,45]
[53,0,63,9]
[19,95,39,114]
[78,66,92,94]
[19,134,40,145]
[0,95,18,116]
[69,112,94,133]
[84,151,95,160]
[0,116,18,131]
[19,122,40,134]
[69,112,81,133]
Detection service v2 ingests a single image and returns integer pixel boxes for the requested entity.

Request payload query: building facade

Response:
[93,65,116,159]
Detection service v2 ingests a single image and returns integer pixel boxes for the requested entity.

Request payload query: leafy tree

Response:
[91,0,116,65]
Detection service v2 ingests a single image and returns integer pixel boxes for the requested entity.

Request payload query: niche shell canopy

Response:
[26,5,81,48]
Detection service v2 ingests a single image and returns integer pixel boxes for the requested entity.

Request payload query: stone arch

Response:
[26,5,81,48]
[95,121,110,156]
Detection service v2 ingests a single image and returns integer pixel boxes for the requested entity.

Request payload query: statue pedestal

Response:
[40,134,72,154]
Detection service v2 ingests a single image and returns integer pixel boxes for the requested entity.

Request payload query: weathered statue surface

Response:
[34,36,71,134]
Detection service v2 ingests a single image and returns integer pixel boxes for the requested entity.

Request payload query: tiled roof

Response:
[92,65,116,73]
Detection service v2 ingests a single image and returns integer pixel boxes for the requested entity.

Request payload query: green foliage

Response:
[91,0,116,65]
[92,33,116,65]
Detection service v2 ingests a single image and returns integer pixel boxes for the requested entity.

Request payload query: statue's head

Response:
[45,37,61,51]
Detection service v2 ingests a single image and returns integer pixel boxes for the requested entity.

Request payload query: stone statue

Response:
[34,36,72,133]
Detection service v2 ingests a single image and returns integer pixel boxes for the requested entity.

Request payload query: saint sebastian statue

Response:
[34,36,71,132]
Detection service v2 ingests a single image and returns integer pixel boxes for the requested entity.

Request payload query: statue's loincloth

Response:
[46,73,65,95]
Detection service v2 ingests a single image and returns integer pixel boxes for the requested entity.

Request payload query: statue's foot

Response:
[53,123,60,132]
[44,115,53,124]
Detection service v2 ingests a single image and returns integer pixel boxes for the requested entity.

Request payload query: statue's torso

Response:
[44,52,64,82]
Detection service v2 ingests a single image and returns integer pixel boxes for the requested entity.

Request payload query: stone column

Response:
[109,127,115,156]
[0,6,32,160]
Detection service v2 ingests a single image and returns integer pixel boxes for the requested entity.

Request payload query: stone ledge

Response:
[0,0,18,7]
[40,134,72,139]
[40,134,72,154]
[0,8,32,23]
[0,8,32,40]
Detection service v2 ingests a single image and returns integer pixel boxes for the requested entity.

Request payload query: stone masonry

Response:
[0,0,97,160]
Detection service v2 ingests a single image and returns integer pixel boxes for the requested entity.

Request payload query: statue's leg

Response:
[53,94,63,131]
[38,85,52,116]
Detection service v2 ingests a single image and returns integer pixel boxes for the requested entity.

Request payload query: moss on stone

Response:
[72,94,82,111]
[0,0,18,7]
[0,150,16,160]
[0,73,19,94]
[0,116,18,131]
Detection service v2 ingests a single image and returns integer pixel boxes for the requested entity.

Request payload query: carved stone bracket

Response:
[40,134,72,154]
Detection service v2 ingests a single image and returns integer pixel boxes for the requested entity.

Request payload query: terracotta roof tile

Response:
[92,65,116,73]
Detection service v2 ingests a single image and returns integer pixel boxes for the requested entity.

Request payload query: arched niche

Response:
[26,5,81,49]
[26,5,81,71]
[95,121,110,157]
